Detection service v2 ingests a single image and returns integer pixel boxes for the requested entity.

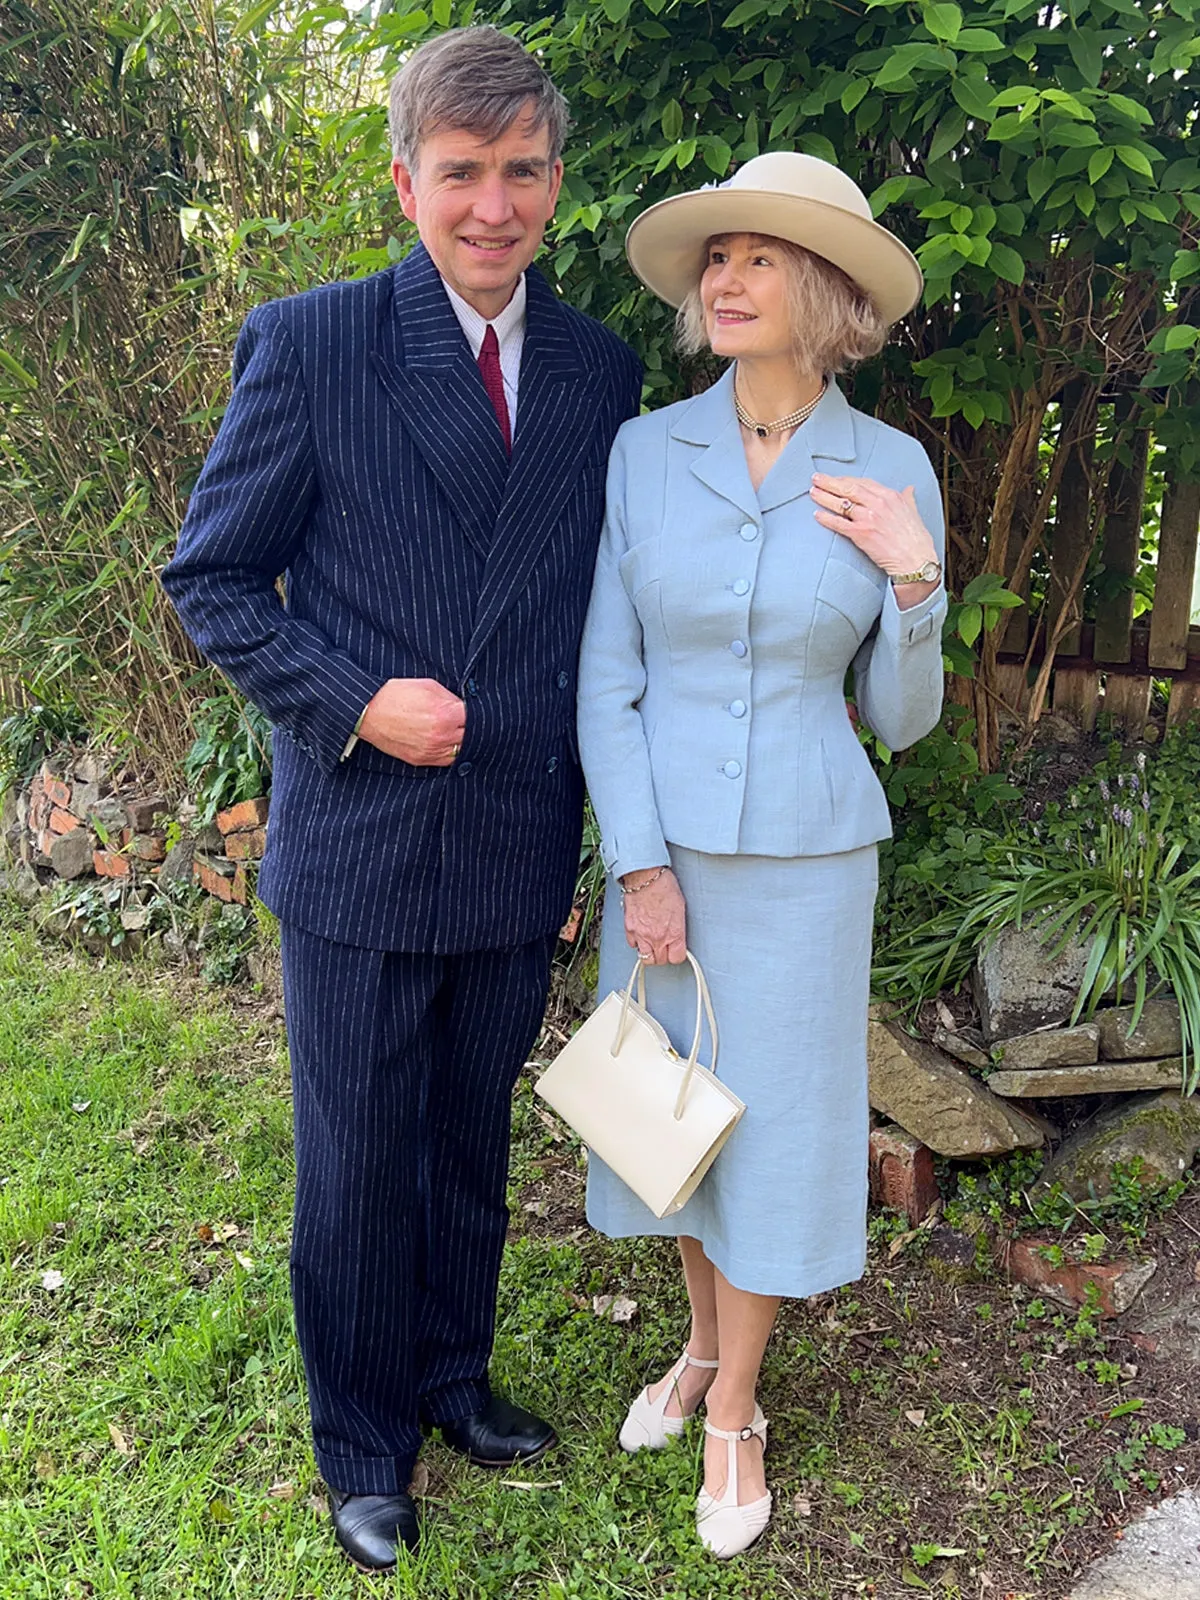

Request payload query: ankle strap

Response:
[683,1351,720,1370]
[704,1410,767,1444]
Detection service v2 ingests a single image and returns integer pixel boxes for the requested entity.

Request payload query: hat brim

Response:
[625,188,923,325]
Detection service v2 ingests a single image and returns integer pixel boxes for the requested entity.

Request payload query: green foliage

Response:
[0,703,87,792]
[183,694,272,821]
[875,755,1200,1091]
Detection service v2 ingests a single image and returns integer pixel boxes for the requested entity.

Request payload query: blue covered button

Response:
[722,759,742,779]
[738,522,759,542]
[732,578,751,596]
[730,640,747,658]
[730,699,747,718]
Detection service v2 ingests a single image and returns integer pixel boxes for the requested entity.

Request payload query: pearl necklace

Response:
[734,378,827,438]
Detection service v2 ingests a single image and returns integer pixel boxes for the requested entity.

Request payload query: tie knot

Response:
[480,323,500,357]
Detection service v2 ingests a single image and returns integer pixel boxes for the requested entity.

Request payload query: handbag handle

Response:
[612,952,720,1121]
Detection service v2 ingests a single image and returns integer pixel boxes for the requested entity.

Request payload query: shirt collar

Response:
[442,274,527,360]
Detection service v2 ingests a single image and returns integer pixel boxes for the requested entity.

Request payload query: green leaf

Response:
[703,137,733,176]
[956,27,1005,50]
[961,398,985,428]
[924,2,963,41]
[1088,147,1114,184]
[952,73,998,119]
[1066,29,1104,87]
[841,78,870,113]
[1027,157,1057,203]
[1116,145,1154,178]
[661,99,683,141]
[958,602,983,644]
[431,0,451,22]
[989,242,1025,283]
[1163,325,1200,351]
[232,0,278,37]
[870,175,918,215]
[0,348,37,390]
[722,0,768,26]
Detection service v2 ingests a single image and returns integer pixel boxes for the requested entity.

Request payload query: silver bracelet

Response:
[620,865,668,896]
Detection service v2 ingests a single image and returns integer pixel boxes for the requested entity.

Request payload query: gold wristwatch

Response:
[889,559,942,586]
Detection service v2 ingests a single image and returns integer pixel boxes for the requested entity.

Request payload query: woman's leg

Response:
[703,1264,781,1503]
[645,1235,719,1417]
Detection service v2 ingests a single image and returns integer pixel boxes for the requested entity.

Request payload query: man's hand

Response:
[358,678,466,766]
[621,868,687,965]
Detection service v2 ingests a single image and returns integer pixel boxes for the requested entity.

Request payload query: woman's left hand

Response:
[810,473,939,585]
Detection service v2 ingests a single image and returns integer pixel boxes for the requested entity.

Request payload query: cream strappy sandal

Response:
[618,1349,720,1453]
[695,1405,772,1558]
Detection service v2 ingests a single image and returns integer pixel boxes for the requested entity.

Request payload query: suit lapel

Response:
[464,267,598,671]
[369,244,509,557]
[757,380,856,512]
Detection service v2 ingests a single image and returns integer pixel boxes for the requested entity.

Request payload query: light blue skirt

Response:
[586,843,877,1299]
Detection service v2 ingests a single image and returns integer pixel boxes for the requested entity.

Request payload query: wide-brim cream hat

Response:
[625,151,923,325]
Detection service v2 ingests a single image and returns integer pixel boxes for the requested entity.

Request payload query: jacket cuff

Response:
[602,831,671,884]
[879,581,947,648]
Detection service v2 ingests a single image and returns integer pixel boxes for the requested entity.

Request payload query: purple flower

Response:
[1142,791,1151,812]
[1117,773,1127,789]
[1100,779,1111,801]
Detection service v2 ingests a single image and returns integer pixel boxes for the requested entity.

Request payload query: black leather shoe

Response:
[438,1394,557,1468]
[327,1486,419,1569]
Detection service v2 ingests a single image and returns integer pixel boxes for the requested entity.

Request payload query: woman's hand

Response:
[621,868,687,966]
[810,473,941,608]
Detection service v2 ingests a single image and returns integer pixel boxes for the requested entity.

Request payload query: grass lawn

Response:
[2,903,1198,1599]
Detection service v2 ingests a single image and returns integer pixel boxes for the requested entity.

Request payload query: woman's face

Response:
[700,233,792,362]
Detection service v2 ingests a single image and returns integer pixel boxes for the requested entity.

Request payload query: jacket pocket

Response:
[815,555,886,640]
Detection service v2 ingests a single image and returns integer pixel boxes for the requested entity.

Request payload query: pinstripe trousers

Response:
[281,922,556,1494]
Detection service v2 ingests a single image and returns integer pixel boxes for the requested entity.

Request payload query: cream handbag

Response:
[535,952,745,1219]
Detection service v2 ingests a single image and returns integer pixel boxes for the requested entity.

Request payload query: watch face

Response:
[922,560,941,582]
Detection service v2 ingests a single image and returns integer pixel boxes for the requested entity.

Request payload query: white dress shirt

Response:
[341,274,528,761]
[444,274,526,439]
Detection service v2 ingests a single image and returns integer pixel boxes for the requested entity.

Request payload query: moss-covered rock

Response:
[1038,1091,1200,1200]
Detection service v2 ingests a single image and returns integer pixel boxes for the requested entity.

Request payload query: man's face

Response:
[393,101,563,319]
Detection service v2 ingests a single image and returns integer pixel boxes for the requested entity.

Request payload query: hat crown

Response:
[727,151,872,222]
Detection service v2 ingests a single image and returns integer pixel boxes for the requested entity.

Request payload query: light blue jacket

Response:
[577,367,947,881]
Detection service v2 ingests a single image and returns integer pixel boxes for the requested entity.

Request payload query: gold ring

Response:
[841,498,853,516]
[451,744,460,757]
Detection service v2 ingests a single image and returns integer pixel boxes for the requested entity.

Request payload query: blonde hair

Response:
[675,235,889,374]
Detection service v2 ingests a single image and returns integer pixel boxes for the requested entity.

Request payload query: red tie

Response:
[477,324,511,454]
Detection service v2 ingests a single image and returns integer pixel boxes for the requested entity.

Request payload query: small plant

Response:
[0,702,87,792]
[184,695,271,824]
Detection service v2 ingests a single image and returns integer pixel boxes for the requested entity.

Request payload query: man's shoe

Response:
[438,1394,557,1468]
[327,1486,419,1570]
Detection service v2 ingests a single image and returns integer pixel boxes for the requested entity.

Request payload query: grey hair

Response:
[675,236,890,374]
[388,26,569,170]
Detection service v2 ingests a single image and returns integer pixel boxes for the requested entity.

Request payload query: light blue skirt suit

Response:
[576,368,946,1298]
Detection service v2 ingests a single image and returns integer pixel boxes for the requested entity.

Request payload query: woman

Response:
[576,152,946,1558]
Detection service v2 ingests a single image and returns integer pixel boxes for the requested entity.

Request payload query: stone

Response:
[72,750,109,786]
[127,833,166,863]
[993,1023,1099,1073]
[0,862,41,905]
[1098,999,1182,1061]
[69,780,102,818]
[87,797,127,841]
[48,828,94,880]
[867,1019,1048,1157]
[990,1058,1184,1098]
[1007,1239,1157,1319]
[157,838,195,887]
[1067,1490,1200,1599]
[932,1025,991,1071]
[193,821,224,853]
[216,796,269,834]
[868,1124,940,1224]
[1038,1090,1200,1200]
[973,921,1094,1042]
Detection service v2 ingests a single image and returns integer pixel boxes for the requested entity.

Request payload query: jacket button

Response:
[730,699,747,718]
[722,759,742,779]
[466,678,479,696]
[732,578,751,596]
[556,671,569,689]
[546,756,560,773]
[738,522,759,541]
[730,640,747,658]
[457,761,474,776]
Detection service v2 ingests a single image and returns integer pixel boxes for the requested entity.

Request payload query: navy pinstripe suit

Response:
[163,242,641,1491]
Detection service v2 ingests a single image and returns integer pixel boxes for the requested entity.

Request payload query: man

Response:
[163,26,640,1570]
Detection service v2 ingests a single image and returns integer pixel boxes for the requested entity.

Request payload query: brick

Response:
[194,858,235,902]
[869,1124,940,1224]
[559,906,583,944]
[125,795,169,832]
[49,807,81,835]
[231,864,248,906]
[44,776,71,810]
[224,827,266,861]
[28,780,51,832]
[93,850,131,880]
[216,796,269,834]
[1005,1238,1158,1319]
[127,833,166,863]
